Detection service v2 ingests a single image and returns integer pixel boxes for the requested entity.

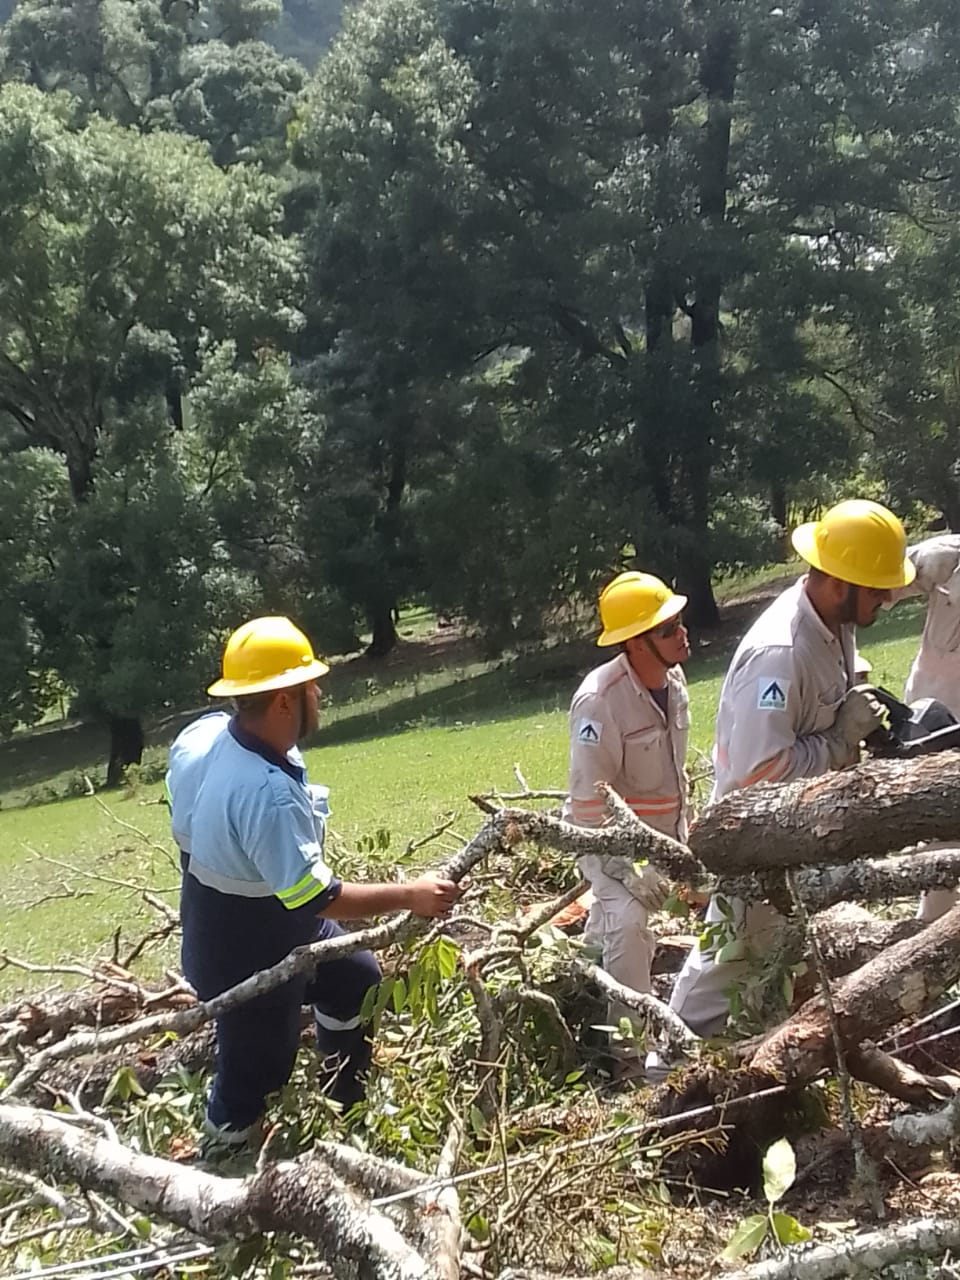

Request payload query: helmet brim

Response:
[597,593,688,646]
[791,523,916,590]
[207,657,330,698]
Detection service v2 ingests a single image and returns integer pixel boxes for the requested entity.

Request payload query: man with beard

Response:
[665,500,913,1039]
[168,617,460,1150]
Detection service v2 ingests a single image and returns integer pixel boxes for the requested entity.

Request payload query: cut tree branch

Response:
[749,902,960,1083]
[572,959,698,1053]
[0,1102,434,1280]
[692,754,960,873]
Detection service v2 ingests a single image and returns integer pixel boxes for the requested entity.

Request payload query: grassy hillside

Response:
[0,591,928,995]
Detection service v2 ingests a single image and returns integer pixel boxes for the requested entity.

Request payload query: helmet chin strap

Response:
[643,634,671,669]
[842,582,861,626]
[297,684,309,742]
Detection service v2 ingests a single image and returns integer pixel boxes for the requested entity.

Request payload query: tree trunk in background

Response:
[106,716,144,787]
[366,600,399,658]
[682,17,739,630]
[770,483,790,559]
[365,426,408,658]
[678,447,721,627]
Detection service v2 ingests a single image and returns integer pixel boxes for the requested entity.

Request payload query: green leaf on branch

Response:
[720,1214,768,1261]
[771,1212,811,1246]
[762,1138,797,1204]
[435,935,460,980]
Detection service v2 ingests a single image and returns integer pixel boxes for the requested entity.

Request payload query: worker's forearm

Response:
[318,881,413,920]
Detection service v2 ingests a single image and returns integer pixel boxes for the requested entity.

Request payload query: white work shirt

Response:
[712,578,856,802]
[900,537,960,716]
[562,654,690,840]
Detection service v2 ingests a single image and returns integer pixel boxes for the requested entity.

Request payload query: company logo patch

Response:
[757,678,789,711]
[577,718,603,745]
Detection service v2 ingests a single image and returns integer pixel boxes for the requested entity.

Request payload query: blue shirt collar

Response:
[228,716,306,784]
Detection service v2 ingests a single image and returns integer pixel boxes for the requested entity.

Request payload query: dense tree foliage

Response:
[291,0,960,626]
[0,83,306,773]
[2,0,960,766]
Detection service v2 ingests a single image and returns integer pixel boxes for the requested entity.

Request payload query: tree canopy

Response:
[2,0,960,765]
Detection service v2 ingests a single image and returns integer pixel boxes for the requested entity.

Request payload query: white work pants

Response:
[578,854,655,1047]
[667,895,783,1038]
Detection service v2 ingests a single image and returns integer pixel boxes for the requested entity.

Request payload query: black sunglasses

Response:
[651,614,684,639]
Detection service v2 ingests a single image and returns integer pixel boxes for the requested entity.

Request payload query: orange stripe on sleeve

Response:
[741,752,788,788]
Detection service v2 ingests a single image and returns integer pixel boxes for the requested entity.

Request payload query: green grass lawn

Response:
[0,592,928,997]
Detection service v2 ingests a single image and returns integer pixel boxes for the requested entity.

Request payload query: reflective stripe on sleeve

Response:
[277,866,334,911]
[741,751,790,788]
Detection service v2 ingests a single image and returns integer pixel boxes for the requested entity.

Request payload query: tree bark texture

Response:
[499,807,703,883]
[723,1216,960,1280]
[720,846,960,916]
[692,753,960,873]
[807,905,926,981]
[0,1102,434,1280]
[749,902,960,1082]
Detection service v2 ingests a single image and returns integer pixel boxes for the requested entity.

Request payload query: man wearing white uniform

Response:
[667,500,912,1036]
[563,571,691,1059]
[891,534,960,921]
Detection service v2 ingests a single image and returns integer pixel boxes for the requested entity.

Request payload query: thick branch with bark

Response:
[693,753,960,872]
[0,1102,440,1280]
[721,846,960,915]
[723,1217,960,1280]
[847,1043,960,1106]
[806,905,926,980]
[0,976,195,1048]
[498,808,703,883]
[750,902,960,1082]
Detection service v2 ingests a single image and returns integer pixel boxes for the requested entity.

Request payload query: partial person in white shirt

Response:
[888,534,960,922]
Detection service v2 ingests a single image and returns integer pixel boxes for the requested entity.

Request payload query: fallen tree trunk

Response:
[720,847,960,916]
[723,1216,960,1280]
[692,753,960,873]
[750,901,960,1082]
[0,1101,444,1280]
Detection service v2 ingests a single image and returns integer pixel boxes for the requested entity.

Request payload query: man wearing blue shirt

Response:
[168,616,460,1150]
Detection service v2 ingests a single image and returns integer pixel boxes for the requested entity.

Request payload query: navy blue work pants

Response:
[201,918,381,1132]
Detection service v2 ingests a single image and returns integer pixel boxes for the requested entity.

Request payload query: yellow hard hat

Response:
[207,617,330,697]
[597,572,687,647]
[791,499,915,590]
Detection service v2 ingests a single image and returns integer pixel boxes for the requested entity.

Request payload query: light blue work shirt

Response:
[167,712,337,912]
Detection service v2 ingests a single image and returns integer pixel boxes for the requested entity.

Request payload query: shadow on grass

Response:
[0,719,109,799]
[308,650,591,747]
[0,593,928,806]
